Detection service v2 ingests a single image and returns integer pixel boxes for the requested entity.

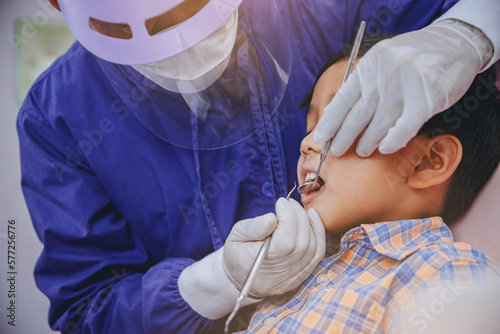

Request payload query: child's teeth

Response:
[306,172,317,182]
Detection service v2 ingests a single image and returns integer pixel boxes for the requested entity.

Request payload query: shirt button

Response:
[261,181,279,198]
[264,316,279,327]
[317,274,329,283]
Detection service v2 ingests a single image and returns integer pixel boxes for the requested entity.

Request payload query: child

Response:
[237,36,500,333]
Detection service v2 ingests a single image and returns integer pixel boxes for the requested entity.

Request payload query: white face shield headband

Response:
[59,0,242,65]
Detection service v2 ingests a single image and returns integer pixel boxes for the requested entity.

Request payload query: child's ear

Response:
[407,135,462,189]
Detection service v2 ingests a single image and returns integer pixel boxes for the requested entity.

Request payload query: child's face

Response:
[297,60,411,234]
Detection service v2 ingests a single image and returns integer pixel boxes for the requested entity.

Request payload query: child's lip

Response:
[299,163,326,204]
[299,159,327,204]
[299,161,327,204]
[300,183,326,204]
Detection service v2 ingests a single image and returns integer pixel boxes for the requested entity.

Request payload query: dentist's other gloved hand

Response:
[224,198,326,298]
[178,198,325,320]
[313,18,494,157]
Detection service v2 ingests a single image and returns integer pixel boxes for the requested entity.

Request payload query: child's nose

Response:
[300,131,323,156]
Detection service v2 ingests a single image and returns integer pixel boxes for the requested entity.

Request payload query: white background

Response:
[1,0,62,333]
[0,1,499,334]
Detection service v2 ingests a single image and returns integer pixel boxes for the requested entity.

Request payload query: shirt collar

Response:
[341,217,454,261]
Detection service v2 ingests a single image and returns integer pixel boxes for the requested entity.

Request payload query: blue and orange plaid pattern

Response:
[237,217,499,333]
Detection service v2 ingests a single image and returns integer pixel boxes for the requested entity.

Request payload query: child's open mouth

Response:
[302,172,325,194]
[299,172,326,205]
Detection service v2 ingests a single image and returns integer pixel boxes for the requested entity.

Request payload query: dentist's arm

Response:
[314,0,499,157]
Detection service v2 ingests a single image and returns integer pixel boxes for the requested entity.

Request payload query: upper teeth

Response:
[305,172,317,182]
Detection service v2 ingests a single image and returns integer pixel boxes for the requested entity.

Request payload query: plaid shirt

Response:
[238,217,499,334]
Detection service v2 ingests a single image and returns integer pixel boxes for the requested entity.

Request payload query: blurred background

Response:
[0,1,499,334]
[1,1,73,333]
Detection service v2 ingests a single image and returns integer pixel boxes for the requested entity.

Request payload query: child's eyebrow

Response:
[305,104,320,132]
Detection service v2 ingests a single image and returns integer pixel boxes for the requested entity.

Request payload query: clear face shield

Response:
[60,0,291,149]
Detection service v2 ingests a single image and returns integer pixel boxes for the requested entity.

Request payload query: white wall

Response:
[0,0,62,333]
[453,154,500,265]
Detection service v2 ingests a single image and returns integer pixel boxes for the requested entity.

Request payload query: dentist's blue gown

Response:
[18,0,459,332]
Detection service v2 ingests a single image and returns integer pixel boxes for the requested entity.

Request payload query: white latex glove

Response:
[178,199,326,320]
[223,198,326,297]
[313,18,494,157]
[179,248,262,320]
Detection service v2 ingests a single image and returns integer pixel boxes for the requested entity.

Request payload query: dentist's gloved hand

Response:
[223,198,326,297]
[313,18,494,157]
[178,198,325,320]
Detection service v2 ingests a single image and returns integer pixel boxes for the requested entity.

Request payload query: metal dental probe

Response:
[224,183,297,334]
[297,21,366,195]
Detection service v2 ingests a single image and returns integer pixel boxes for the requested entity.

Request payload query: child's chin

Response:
[324,217,359,235]
[325,225,344,235]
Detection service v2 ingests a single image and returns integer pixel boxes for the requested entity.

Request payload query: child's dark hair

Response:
[302,34,500,224]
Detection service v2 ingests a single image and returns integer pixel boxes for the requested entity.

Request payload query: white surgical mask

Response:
[132,11,238,93]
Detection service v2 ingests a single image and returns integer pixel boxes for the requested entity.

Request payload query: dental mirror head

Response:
[297,181,321,194]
